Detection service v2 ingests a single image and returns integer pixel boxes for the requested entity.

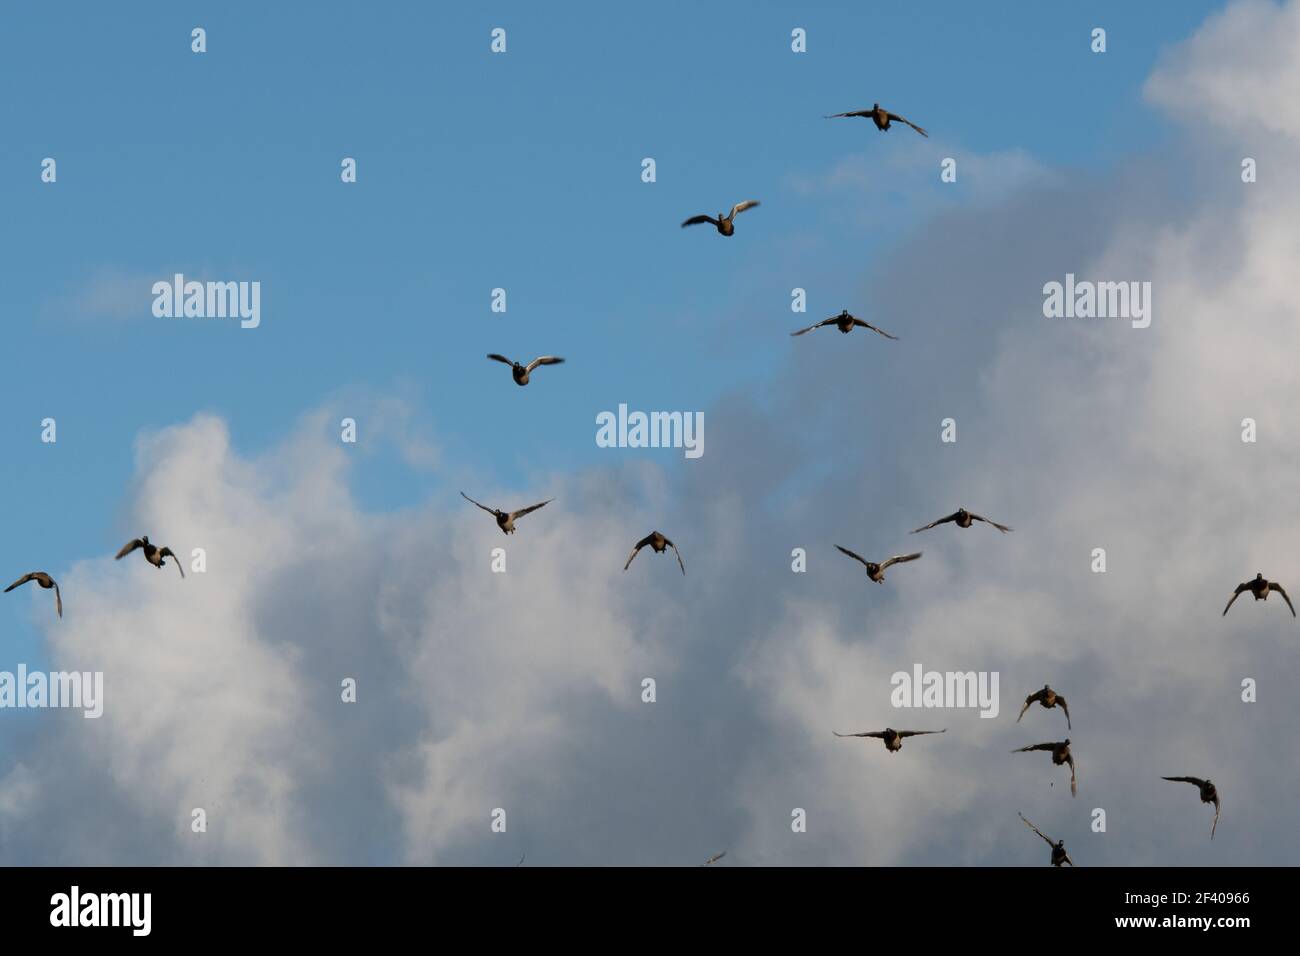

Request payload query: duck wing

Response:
[160,547,185,578]
[886,111,929,137]
[524,356,565,373]
[834,544,871,568]
[681,214,718,228]
[1018,812,1054,847]
[509,499,553,521]
[910,512,960,534]
[970,512,1013,532]
[1269,582,1296,617]
[851,318,899,340]
[115,538,145,559]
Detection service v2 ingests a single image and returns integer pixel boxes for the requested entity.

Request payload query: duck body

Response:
[882,729,903,752]
[511,364,529,386]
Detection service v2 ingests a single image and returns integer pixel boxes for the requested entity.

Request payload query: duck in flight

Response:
[1223,572,1295,617]
[1013,739,1077,797]
[624,531,685,575]
[1017,684,1071,729]
[791,310,898,340]
[1018,812,1074,867]
[4,571,62,619]
[701,851,726,866]
[486,354,565,387]
[115,536,184,578]
[911,508,1012,534]
[825,103,928,137]
[681,200,760,236]
[1161,776,1221,840]
[834,545,921,583]
[460,491,552,535]
[834,727,945,753]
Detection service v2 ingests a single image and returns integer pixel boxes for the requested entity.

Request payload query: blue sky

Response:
[7,1,1288,865]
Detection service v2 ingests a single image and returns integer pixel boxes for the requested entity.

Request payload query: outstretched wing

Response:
[834,544,870,568]
[790,317,835,336]
[879,552,922,571]
[1211,794,1221,840]
[1062,852,1075,867]
[1067,754,1077,797]
[115,538,144,559]
[729,200,760,218]
[824,110,871,118]
[1012,742,1056,753]
[159,547,184,578]
[851,318,899,340]
[1223,582,1250,616]
[4,573,37,593]
[486,353,515,366]
[1269,582,1296,617]
[970,512,1013,532]
[1057,695,1071,729]
[525,356,565,373]
[1016,689,1045,723]
[509,499,553,521]
[53,582,63,619]
[886,111,929,137]
[681,214,718,228]
[1161,775,1207,787]
[834,730,886,739]
[910,512,960,534]
[624,533,656,571]
[897,729,945,738]
[460,491,497,515]
[664,537,685,575]
[1018,812,1054,847]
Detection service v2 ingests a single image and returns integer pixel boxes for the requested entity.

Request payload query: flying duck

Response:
[1161,776,1221,840]
[1013,739,1077,797]
[486,354,565,387]
[1017,684,1071,730]
[1018,812,1074,867]
[460,491,552,535]
[681,200,760,236]
[825,103,929,137]
[115,536,184,578]
[834,727,945,753]
[624,531,685,575]
[4,571,62,619]
[834,545,921,583]
[911,508,1012,534]
[791,310,898,340]
[1223,573,1295,617]
[701,851,726,866]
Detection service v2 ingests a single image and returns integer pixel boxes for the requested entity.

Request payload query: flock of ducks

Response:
[0,96,1281,869]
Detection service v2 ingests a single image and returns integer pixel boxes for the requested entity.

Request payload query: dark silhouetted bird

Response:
[681,200,760,236]
[115,537,184,578]
[4,571,62,619]
[461,492,552,535]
